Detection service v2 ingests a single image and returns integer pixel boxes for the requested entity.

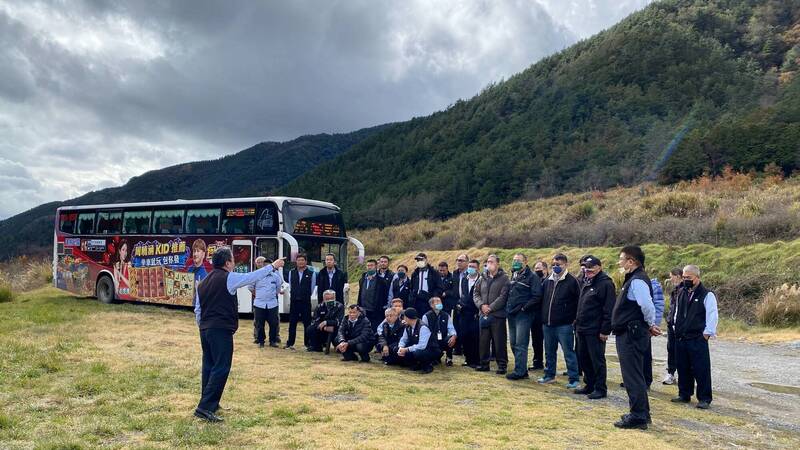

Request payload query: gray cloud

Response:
[0,0,651,218]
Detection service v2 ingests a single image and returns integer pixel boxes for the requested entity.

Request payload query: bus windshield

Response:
[283,202,345,239]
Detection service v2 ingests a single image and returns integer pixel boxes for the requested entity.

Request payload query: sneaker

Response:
[445,358,453,367]
[565,381,580,389]
[537,376,556,384]
[662,373,676,385]
[696,401,710,410]
[269,342,279,348]
[671,396,690,403]
[283,345,295,350]
[258,343,265,348]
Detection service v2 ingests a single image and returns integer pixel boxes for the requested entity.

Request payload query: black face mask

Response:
[535,270,544,278]
[682,279,695,289]
[397,272,406,279]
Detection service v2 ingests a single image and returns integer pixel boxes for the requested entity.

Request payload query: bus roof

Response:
[56,196,339,212]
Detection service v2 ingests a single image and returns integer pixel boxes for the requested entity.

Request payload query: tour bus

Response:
[53,197,365,314]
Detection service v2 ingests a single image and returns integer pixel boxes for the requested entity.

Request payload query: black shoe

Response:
[696,401,710,409]
[341,355,357,362]
[506,372,529,380]
[573,387,592,395]
[359,356,371,363]
[453,349,463,356]
[445,358,453,367]
[620,413,651,424]
[475,366,490,372]
[614,418,647,430]
[587,391,606,399]
[671,396,690,403]
[562,371,569,376]
[495,368,507,375]
[252,339,258,344]
[194,408,223,423]
[529,362,544,371]
[410,364,421,371]
[258,343,265,348]
[420,366,434,374]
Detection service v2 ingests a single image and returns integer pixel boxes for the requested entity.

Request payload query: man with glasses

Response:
[450,254,469,356]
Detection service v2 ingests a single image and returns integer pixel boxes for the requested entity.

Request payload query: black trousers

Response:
[399,347,443,369]
[253,305,279,344]
[577,332,607,394]
[306,324,337,351]
[644,336,653,386]
[530,312,544,366]
[666,327,677,375]
[198,328,234,413]
[377,342,402,365]
[340,342,371,361]
[615,322,651,421]
[452,308,463,354]
[457,313,480,366]
[286,303,311,347]
[676,336,712,403]
[364,308,384,335]
[479,317,508,369]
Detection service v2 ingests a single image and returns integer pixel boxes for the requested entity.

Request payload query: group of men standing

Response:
[193,245,719,430]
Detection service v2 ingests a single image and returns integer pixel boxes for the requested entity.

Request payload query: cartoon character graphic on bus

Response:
[185,239,212,282]
[113,238,132,296]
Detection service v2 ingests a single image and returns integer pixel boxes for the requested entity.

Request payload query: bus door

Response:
[232,239,254,313]
[256,237,288,314]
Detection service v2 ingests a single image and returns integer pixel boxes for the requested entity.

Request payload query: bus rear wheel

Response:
[96,275,116,304]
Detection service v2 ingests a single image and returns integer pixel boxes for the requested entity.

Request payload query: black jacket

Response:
[377,320,405,349]
[458,275,480,316]
[336,315,375,346]
[674,282,713,340]
[506,266,543,315]
[357,274,385,312]
[311,301,344,328]
[541,272,580,326]
[318,267,348,304]
[575,271,616,335]
[439,271,456,311]
[409,265,443,313]
[389,275,411,308]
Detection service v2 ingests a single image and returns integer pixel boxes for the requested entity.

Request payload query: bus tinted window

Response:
[77,213,96,234]
[186,208,220,234]
[255,203,279,234]
[123,211,151,234]
[97,211,122,234]
[221,206,255,234]
[59,212,77,234]
[153,210,184,234]
[283,203,344,237]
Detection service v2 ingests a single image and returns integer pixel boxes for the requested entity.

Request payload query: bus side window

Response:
[77,213,96,235]
[153,210,184,234]
[59,212,77,234]
[97,211,122,234]
[123,211,151,234]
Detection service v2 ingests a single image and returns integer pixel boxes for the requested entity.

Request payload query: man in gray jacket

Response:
[474,254,510,374]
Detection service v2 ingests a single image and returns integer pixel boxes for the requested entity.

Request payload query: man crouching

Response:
[335,305,375,362]
[397,308,442,374]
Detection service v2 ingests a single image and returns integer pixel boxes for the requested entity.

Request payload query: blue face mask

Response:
[552,265,563,275]
[467,267,477,275]
[434,303,444,311]
[397,271,406,279]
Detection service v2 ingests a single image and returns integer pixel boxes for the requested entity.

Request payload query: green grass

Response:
[1,288,799,449]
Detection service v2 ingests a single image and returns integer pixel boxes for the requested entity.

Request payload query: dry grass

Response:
[756,284,800,327]
[2,288,798,449]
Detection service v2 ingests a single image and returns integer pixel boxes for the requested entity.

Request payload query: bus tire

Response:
[96,275,116,304]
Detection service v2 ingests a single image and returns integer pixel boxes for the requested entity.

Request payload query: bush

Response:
[0,285,14,303]
[568,201,596,221]
[756,284,800,327]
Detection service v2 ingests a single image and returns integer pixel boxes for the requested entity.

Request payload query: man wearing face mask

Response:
[457,259,482,368]
[505,253,543,380]
[358,259,385,334]
[409,253,443,315]
[306,290,345,353]
[529,261,549,371]
[376,255,394,307]
[387,264,411,309]
[662,267,684,385]
[438,262,456,314]
[449,254,469,356]
[573,256,615,399]
[538,253,580,388]
[422,296,457,366]
[670,265,718,410]
[612,246,660,430]
[474,254,510,374]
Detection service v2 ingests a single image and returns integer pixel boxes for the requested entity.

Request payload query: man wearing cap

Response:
[573,256,616,399]
[409,253,443,315]
[397,307,443,374]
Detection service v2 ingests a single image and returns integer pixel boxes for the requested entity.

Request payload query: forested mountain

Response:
[281,0,800,227]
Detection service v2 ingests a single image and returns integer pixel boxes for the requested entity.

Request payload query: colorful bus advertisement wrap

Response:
[56,236,231,306]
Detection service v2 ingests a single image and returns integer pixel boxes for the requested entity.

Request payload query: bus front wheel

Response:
[96,275,115,304]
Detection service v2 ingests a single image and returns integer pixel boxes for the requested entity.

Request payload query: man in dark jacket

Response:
[306,290,345,353]
[573,256,615,398]
[387,264,411,308]
[457,259,481,368]
[671,265,718,410]
[409,253,443,315]
[438,261,456,313]
[358,259,385,333]
[376,307,406,365]
[529,260,549,371]
[505,253,543,380]
[194,248,284,422]
[662,267,683,385]
[449,254,469,356]
[538,253,580,387]
[284,254,316,349]
[474,254,510,374]
[318,253,348,305]
[335,305,375,362]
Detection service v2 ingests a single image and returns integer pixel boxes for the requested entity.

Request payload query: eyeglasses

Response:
[456,259,467,262]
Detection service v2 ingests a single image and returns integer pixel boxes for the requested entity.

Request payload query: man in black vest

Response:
[318,253,348,305]
[358,259,385,333]
[194,247,284,422]
[573,256,615,399]
[422,296,457,365]
[612,246,660,430]
[397,308,442,374]
[409,253,443,315]
[376,307,405,365]
[284,254,316,350]
[670,264,718,410]
[306,290,345,353]
[457,259,481,368]
[335,305,375,362]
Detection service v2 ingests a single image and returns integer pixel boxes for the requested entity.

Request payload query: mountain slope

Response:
[280,0,800,228]
[0,125,386,259]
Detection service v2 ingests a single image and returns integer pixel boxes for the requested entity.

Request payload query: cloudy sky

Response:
[0,0,651,219]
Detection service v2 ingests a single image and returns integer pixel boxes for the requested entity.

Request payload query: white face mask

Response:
[416,260,426,269]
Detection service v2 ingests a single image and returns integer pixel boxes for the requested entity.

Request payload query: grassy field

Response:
[1,288,799,449]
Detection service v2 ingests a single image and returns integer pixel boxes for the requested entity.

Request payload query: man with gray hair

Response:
[306,289,344,353]
[670,264,718,410]
[193,247,284,422]
[249,256,283,348]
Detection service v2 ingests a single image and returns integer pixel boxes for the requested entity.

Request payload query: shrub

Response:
[756,284,800,327]
[568,201,596,221]
[0,285,13,303]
